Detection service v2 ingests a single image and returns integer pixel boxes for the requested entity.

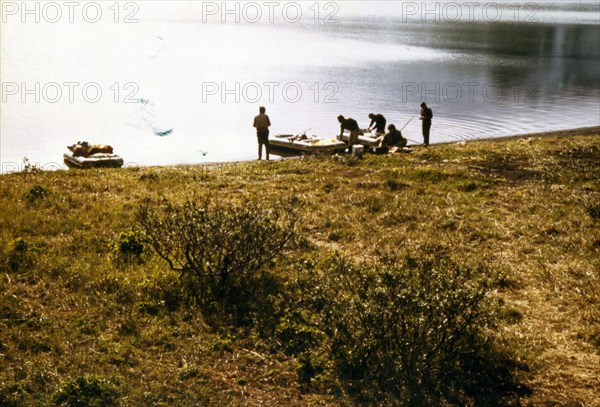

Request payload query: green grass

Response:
[1,134,599,405]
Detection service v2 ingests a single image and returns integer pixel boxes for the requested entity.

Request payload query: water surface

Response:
[1,1,599,171]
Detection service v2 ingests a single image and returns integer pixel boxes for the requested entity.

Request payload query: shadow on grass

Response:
[469,154,541,183]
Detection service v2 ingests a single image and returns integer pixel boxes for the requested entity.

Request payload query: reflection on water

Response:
[1,1,599,171]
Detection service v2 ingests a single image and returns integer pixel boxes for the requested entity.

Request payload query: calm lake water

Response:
[1,1,599,171]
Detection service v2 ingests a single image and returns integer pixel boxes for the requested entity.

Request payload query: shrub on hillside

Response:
[302,253,528,405]
[586,204,600,220]
[3,237,38,273]
[54,375,120,407]
[24,185,51,205]
[138,196,299,327]
[110,229,149,264]
[20,157,42,174]
[0,383,27,407]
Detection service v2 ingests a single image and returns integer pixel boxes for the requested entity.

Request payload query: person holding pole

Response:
[419,102,433,146]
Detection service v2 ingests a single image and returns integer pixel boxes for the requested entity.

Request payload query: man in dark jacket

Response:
[380,124,407,148]
[338,115,360,148]
[253,106,271,160]
[368,113,387,134]
[419,102,433,146]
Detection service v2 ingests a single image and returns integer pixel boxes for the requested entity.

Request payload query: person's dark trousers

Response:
[257,129,270,160]
[423,121,431,146]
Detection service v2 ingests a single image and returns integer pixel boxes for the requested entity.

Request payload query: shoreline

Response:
[469,125,600,143]
[168,125,600,170]
[2,126,599,175]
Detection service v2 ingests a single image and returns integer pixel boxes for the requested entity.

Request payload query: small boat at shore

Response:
[340,129,383,147]
[269,133,347,154]
[64,141,124,169]
[64,152,125,169]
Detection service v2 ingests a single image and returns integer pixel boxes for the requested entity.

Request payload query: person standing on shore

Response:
[419,102,433,146]
[368,113,387,134]
[338,115,360,150]
[253,106,271,160]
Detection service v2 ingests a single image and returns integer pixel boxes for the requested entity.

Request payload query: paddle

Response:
[400,116,414,132]
[398,117,422,145]
[294,128,311,138]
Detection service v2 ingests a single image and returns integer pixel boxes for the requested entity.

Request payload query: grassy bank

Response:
[1,133,599,405]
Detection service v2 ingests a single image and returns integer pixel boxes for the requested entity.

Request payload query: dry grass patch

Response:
[1,134,599,405]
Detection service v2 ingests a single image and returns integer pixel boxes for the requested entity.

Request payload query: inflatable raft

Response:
[340,129,383,147]
[64,152,124,169]
[64,141,124,169]
[269,134,347,154]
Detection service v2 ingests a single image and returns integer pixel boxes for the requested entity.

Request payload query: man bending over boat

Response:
[380,124,407,148]
[338,115,360,149]
[368,113,387,135]
[253,106,271,160]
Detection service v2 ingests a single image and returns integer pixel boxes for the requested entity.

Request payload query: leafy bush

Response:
[21,157,42,174]
[0,383,27,407]
[138,196,299,327]
[4,237,37,273]
[110,229,149,264]
[24,185,51,205]
[386,179,409,191]
[276,312,323,356]
[276,312,329,388]
[139,171,160,182]
[459,180,482,192]
[54,375,120,407]
[302,253,528,405]
[586,204,600,220]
